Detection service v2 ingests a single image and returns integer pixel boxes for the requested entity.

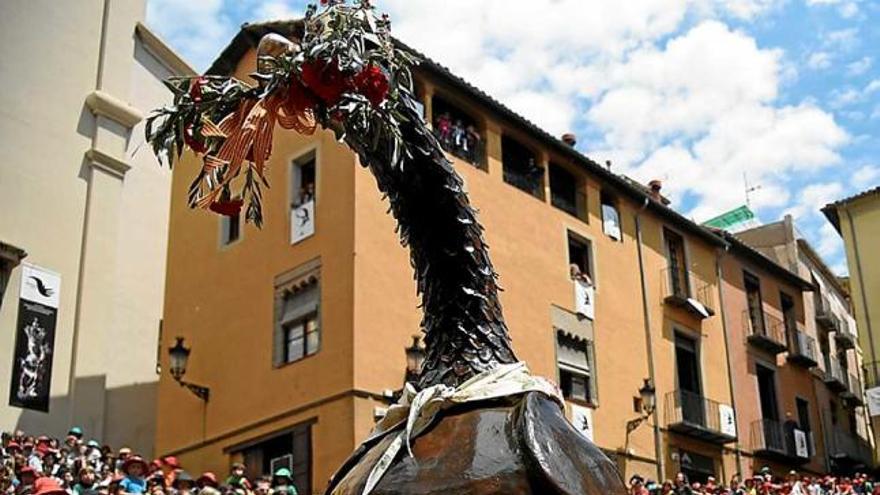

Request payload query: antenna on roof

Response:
[744,171,762,208]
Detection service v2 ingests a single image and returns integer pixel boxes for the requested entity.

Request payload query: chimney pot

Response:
[649,179,662,192]
[562,133,577,147]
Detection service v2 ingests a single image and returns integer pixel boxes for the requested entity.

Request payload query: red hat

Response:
[197,472,218,487]
[123,455,149,473]
[19,466,36,476]
[33,478,66,495]
[6,441,21,452]
[162,456,180,468]
[36,436,50,444]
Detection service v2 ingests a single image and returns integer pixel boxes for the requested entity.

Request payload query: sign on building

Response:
[793,429,809,458]
[291,199,315,244]
[9,264,60,412]
[574,279,595,320]
[702,205,759,233]
[569,403,594,441]
[866,386,880,416]
[718,404,737,438]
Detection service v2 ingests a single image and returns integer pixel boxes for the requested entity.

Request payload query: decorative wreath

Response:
[146,0,422,227]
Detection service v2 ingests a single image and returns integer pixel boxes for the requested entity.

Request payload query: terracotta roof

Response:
[822,185,880,234]
[204,20,726,248]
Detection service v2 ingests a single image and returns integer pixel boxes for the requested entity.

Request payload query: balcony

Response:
[502,135,543,200]
[432,95,485,169]
[661,268,715,319]
[824,356,847,392]
[828,426,873,468]
[549,163,588,222]
[815,294,837,331]
[744,310,788,354]
[750,419,811,463]
[842,371,864,406]
[665,390,737,444]
[787,329,818,368]
[835,318,857,350]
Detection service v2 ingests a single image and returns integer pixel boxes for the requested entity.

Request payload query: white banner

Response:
[794,429,809,458]
[20,264,61,309]
[574,280,595,320]
[291,200,315,244]
[866,387,880,416]
[601,204,621,240]
[569,403,594,441]
[718,404,737,437]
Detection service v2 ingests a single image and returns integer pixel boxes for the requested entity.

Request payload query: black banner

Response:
[9,265,60,412]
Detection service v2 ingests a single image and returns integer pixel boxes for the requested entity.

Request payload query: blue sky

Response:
[146,0,879,275]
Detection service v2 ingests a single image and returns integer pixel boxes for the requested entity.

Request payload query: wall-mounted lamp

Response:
[168,337,210,402]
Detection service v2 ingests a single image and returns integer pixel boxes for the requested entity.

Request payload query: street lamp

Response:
[167,337,210,402]
[638,378,656,416]
[404,335,426,383]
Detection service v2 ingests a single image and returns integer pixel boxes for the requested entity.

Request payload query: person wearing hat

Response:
[114,449,132,475]
[194,473,219,495]
[171,471,194,495]
[223,464,249,491]
[15,466,37,495]
[270,469,296,495]
[120,457,148,495]
[32,477,66,495]
[630,474,649,495]
[160,457,179,490]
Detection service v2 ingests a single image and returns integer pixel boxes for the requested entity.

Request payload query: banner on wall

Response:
[718,404,737,438]
[9,264,60,412]
[865,387,880,416]
[569,403,594,441]
[291,200,315,244]
[794,429,810,458]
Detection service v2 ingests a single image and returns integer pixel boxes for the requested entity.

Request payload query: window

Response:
[664,228,688,299]
[221,212,240,245]
[291,152,316,244]
[501,135,543,199]
[237,423,312,495]
[556,330,596,405]
[675,333,704,425]
[274,260,321,366]
[600,190,621,241]
[567,232,593,283]
[678,450,716,485]
[549,163,586,221]
[744,272,765,336]
[756,363,779,421]
[796,397,814,455]
[781,292,796,339]
[431,95,484,167]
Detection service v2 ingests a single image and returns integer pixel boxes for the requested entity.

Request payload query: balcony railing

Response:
[551,190,588,222]
[787,328,818,368]
[828,426,873,467]
[842,371,863,405]
[824,355,847,392]
[750,419,811,462]
[435,128,486,169]
[836,318,857,350]
[744,309,788,354]
[665,390,736,444]
[661,268,715,319]
[815,294,836,331]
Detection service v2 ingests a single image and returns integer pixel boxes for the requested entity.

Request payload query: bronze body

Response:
[327,392,625,494]
[327,82,626,493]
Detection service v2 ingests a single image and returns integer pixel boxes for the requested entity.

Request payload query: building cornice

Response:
[0,242,27,267]
[85,90,144,129]
[135,22,197,77]
[84,148,131,179]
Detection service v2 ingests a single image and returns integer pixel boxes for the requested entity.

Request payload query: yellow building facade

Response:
[155,21,873,492]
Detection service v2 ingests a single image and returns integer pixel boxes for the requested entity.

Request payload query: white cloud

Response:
[852,165,880,189]
[815,221,843,259]
[784,181,843,220]
[146,0,236,71]
[846,56,873,76]
[807,51,833,70]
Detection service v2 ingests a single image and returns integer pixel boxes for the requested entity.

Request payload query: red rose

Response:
[189,77,206,103]
[286,77,318,112]
[354,64,389,107]
[209,198,243,217]
[300,59,352,106]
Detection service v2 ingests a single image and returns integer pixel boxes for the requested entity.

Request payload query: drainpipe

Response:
[635,198,664,481]
[716,246,743,475]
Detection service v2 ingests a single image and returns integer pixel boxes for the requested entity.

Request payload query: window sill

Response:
[274,349,321,370]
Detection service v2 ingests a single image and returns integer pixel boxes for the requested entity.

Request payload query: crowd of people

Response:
[629,470,880,494]
[433,111,482,164]
[1,429,302,495]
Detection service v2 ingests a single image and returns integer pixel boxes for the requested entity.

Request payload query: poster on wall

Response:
[866,387,880,416]
[718,404,737,438]
[9,264,60,412]
[569,403,594,441]
[291,200,315,244]
[793,429,809,458]
[573,279,595,320]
